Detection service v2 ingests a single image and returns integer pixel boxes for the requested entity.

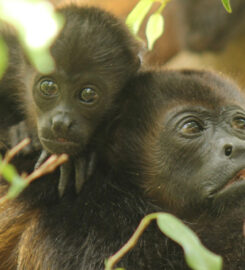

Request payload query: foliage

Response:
[0,0,64,75]
[126,0,169,50]
[0,36,8,78]
[105,213,222,270]
[0,139,67,203]
[126,0,232,50]
[0,1,232,269]
[221,0,232,13]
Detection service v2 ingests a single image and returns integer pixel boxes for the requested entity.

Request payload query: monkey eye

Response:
[39,80,58,97]
[232,117,245,130]
[79,87,99,104]
[180,120,204,135]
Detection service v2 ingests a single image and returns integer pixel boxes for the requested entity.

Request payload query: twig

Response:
[0,139,68,203]
[25,154,68,184]
[4,138,31,164]
[105,213,159,270]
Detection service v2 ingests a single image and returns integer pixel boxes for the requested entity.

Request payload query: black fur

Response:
[1,69,244,269]
[0,4,244,270]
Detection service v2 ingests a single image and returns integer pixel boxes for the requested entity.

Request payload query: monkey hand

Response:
[9,121,41,155]
[35,150,96,197]
[59,154,96,197]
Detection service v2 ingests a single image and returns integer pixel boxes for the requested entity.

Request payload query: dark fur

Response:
[0,4,244,269]
[0,69,244,269]
[0,4,140,157]
[107,69,245,269]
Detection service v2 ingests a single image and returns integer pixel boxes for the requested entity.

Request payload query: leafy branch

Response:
[221,0,232,13]
[0,138,68,203]
[105,213,222,270]
[126,0,232,50]
[0,0,64,77]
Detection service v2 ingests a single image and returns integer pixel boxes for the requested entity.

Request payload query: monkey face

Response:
[110,70,245,215]
[32,74,116,155]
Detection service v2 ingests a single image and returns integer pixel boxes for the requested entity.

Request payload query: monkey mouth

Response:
[223,169,245,190]
[40,137,81,154]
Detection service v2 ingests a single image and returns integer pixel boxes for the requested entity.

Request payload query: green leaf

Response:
[0,163,19,182]
[221,0,232,13]
[126,0,153,35]
[146,13,164,50]
[0,36,8,79]
[0,0,64,73]
[0,162,27,199]
[5,175,28,199]
[157,213,222,270]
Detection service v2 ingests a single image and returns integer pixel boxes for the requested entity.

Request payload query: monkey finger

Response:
[58,161,72,197]
[34,150,49,170]
[86,152,96,180]
[75,158,86,194]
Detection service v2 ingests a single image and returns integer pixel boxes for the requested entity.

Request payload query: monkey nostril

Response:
[52,121,63,133]
[52,119,68,134]
[224,145,233,156]
[51,115,72,134]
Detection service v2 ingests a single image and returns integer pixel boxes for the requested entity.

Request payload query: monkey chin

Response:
[40,137,82,156]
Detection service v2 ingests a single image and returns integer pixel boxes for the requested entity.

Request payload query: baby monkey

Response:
[19,5,140,196]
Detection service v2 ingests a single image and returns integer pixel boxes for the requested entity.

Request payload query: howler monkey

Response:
[1,69,244,269]
[0,3,140,195]
[107,69,245,269]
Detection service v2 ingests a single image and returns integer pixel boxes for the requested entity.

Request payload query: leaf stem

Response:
[157,0,172,14]
[105,213,160,270]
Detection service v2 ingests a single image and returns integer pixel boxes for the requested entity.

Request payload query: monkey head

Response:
[28,6,140,156]
[109,69,245,217]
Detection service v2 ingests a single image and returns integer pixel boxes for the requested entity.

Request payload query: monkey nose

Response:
[51,114,72,135]
[222,140,245,158]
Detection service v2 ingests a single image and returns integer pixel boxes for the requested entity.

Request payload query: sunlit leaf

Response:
[157,213,222,270]
[0,163,18,182]
[146,12,164,50]
[221,0,232,13]
[0,0,64,73]
[5,175,28,199]
[126,0,153,35]
[0,162,27,199]
[0,36,8,79]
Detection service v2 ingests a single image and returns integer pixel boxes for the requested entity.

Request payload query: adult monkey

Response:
[108,69,245,269]
[0,69,244,269]
[0,3,140,195]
